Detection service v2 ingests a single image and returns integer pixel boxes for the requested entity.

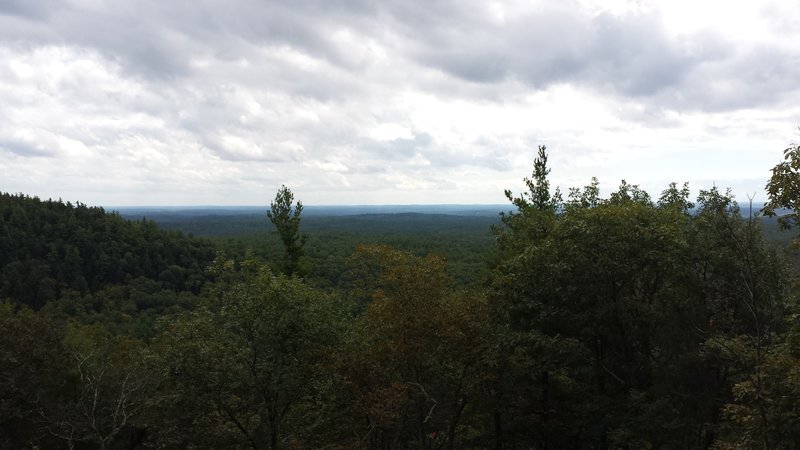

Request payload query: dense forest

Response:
[3,144,800,449]
[120,209,499,288]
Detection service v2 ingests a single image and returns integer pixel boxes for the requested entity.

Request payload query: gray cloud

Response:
[666,44,800,111]
[409,6,715,99]
[2,0,793,112]
[0,137,58,157]
[0,0,797,205]
[0,0,60,20]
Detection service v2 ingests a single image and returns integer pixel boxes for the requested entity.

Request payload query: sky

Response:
[1,0,799,206]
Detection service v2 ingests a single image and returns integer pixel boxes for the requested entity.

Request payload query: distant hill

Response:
[0,193,216,309]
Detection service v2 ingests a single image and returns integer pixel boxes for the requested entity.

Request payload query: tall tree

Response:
[493,145,562,262]
[267,185,308,277]
[504,145,561,214]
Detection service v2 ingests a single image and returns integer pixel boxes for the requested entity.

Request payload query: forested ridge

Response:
[3,145,800,449]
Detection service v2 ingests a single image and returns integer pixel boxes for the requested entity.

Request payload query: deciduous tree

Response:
[763,143,800,236]
[152,257,344,449]
[339,245,490,449]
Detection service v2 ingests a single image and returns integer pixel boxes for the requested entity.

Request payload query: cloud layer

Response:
[1,0,798,205]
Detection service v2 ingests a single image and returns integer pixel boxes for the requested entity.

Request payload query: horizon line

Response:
[107,203,513,209]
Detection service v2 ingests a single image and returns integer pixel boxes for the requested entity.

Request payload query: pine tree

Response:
[267,185,308,277]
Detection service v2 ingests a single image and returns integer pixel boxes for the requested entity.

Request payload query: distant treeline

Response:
[124,211,498,287]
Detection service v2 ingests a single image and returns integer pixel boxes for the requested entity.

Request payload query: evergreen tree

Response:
[267,185,308,277]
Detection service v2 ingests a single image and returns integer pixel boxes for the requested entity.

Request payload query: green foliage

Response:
[267,185,309,277]
[491,187,705,447]
[0,303,68,448]
[0,305,154,449]
[168,212,496,288]
[489,157,789,448]
[45,324,153,450]
[659,181,695,212]
[608,178,652,205]
[0,192,215,311]
[151,257,345,449]
[712,316,800,449]
[505,145,562,213]
[764,143,800,234]
[495,145,561,256]
[4,141,800,448]
[338,245,490,449]
[566,176,601,210]
[710,139,800,449]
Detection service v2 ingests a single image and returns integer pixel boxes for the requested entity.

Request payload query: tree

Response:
[762,140,800,360]
[152,257,344,449]
[763,142,800,239]
[492,186,714,447]
[488,147,791,448]
[0,303,69,448]
[714,318,800,449]
[338,245,490,449]
[711,139,800,449]
[45,324,152,450]
[504,145,562,214]
[493,145,562,264]
[267,185,308,277]
[658,181,694,213]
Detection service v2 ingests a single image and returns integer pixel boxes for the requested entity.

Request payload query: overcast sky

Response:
[1,0,798,206]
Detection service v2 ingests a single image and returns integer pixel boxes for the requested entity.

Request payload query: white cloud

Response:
[0,0,797,205]
[369,123,414,141]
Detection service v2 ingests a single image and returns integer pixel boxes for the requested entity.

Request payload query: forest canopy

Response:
[2,145,800,449]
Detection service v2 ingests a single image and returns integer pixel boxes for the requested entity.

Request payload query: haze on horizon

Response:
[1,0,799,207]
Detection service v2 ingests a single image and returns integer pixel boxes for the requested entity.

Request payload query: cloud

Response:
[0,136,58,157]
[2,1,791,111]
[407,5,721,101]
[663,44,800,112]
[0,0,798,205]
[0,0,60,20]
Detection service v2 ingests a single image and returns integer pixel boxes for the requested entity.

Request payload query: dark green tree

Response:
[267,185,308,277]
[488,145,791,448]
[504,144,562,214]
[493,145,562,262]
[0,303,69,448]
[0,192,215,310]
[151,257,344,449]
[46,324,152,450]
